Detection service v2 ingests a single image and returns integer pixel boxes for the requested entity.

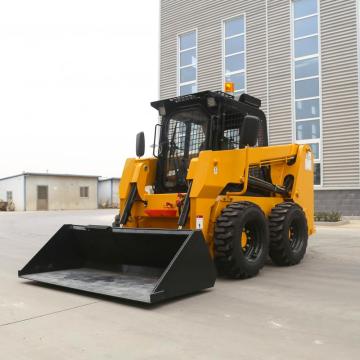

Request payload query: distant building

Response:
[0,173,99,211]
[98,177,120,208]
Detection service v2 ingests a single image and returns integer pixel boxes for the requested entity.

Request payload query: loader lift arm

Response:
[119,183,137,227]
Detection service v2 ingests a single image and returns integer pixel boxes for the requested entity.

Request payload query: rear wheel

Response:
[269,202,308,266]
[214,202,269,279]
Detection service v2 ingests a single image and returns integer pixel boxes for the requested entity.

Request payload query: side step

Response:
[18,225,216,304]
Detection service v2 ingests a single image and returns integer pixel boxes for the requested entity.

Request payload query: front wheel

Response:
[214,202,269,279]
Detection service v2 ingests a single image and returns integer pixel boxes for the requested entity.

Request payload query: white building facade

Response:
[98,178,120,208]
[0,173,98,211]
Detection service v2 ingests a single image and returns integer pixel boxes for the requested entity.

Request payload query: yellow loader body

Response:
[120,143,314,257]
[19,91,314,304]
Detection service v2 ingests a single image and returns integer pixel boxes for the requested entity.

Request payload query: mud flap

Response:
[18,225,216,303]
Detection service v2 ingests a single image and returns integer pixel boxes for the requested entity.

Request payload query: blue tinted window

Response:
[295,78,319,99]
[180,49,196,67]
[294,15,318,38]
[294,0,317,19]
[180,66,196,83]
[311,143,320,160]
[225,72,245,92]
[180,31,196,51]
[180,83,197,95]
[296,119,320,140]
[225,35,244,55]
[225,53,245,74]
[295,98,320,119]
[295,36,318,58]
[225,17,244,37]
[295,57,318,79]
[314,163,321,185]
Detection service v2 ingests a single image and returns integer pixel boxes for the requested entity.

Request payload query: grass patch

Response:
[314,211,342,222]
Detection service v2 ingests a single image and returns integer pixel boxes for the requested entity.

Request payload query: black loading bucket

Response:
[18,225,216,304]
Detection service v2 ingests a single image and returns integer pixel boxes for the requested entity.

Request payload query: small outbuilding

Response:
[98,177,120,208]
[0,172,99,211]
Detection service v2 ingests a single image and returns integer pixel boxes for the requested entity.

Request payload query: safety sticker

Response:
[196,216,204,229]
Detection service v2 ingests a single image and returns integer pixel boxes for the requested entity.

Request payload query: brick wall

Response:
[315,190,360,216]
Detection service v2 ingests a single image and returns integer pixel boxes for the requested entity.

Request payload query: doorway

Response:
[37,185,48,210]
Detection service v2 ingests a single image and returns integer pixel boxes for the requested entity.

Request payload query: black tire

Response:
[269,202,308,266]
[112,214,120,227]
[214,202,269,279]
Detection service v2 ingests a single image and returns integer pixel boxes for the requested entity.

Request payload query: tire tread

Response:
[214,201,268,279]
[269,202,308,266]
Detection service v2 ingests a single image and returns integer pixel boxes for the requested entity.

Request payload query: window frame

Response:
[222,13,247,95]
[291,0,323,187]
[80,186,89,198]
[177,29,198,96]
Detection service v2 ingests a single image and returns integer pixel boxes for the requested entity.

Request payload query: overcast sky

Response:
[0,0,159,179]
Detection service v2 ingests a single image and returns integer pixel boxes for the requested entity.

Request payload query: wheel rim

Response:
[288,219,303,251]
[241,231,247,249]
[241,222,263,261]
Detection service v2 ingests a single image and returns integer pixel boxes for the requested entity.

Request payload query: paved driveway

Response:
[0,210,359,359]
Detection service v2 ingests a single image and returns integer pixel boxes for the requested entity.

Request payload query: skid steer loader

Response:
[19,91,314,304]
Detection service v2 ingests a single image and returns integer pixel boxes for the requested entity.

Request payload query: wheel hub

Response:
[241,229,248,249]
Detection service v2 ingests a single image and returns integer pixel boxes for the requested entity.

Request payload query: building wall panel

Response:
[25,176,98,211]
[320,0,360,186]
[0,176,24,211]
[98,179,120,207]
[160,0,360,189]
[160,0,268,117]
[267,0,292,145]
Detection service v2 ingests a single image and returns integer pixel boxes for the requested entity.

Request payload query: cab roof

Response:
[151,91,263,116]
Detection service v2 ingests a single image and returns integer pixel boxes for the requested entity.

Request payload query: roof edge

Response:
[0,172,100,181]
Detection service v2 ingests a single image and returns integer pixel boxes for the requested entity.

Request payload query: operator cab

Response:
[150,91,268,194]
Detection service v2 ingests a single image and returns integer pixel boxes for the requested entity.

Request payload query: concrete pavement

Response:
[0,210,359,359]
